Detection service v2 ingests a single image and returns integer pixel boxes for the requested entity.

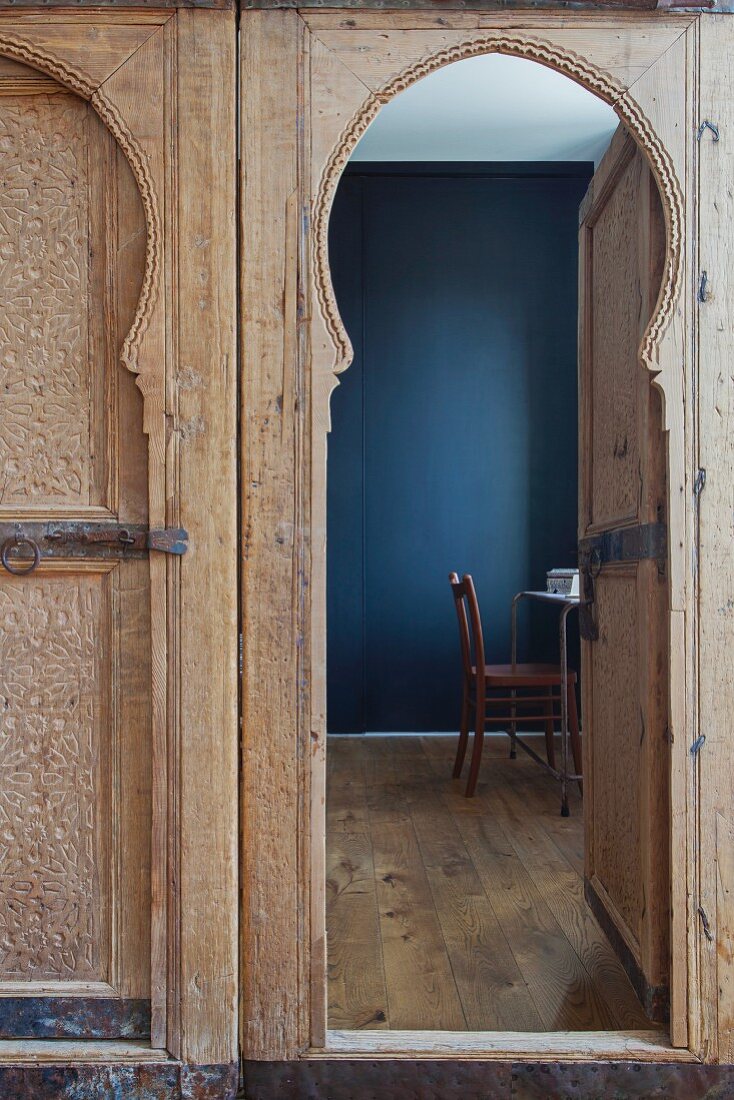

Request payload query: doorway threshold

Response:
[320,1029,695,1062]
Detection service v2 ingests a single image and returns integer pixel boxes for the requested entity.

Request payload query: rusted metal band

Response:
[0,523,188,567]
[0,1062,238,1099]
[242,0,719,9]
[0,0,234,7]
[244,1059,734,1098]
[578,521,666,566]
[0,996,150,1040]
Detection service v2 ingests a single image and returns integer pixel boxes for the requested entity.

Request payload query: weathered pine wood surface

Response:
[0,6,238,1080]
[1,1,733,1082]
[578,125,670,1017]
[698,13,734,1067]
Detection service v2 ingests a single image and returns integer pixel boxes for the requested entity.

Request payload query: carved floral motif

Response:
[0,96,91,505]
[0,33,161,382]
[0,576,103,979]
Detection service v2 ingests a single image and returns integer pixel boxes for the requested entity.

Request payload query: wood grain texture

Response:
[325,1028,684,1059]
[0,6,238,1067]
[174,7,238,1066]
[579,129,670,1011]
[587,569,643,950]
[299,12,691,31]
[0,23,161,92]
[411,807,544,1032]
[309,23,690,95]
[615,26,694,1048]
[372,817,467,1030]
[326,742,388,1030]
[95,26,169,1047]
[589,151,644,529]
[716,813,734,1063]
[240,9,306,1061]
[698,13,734,1064]
[0,48,152,1017]
[327,736,654,1033]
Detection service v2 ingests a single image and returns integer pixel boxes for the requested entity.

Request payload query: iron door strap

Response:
[578,521,667,566]
[577,521,667,642]
[0,522,188,576]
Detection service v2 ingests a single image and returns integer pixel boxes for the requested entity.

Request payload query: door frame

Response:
[240,5,726,1068]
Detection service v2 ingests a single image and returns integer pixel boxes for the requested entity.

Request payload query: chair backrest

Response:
[449,572,485,688]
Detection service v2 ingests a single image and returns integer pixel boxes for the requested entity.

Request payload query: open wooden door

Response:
[578,123,670,1021]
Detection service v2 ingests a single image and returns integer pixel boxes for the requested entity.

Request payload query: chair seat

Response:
[471,662,578,687]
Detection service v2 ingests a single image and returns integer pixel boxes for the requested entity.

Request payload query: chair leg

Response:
[567,682,583,795]
[465,711,484,798]
[509,691,517,759]
[453,690,470,779]
[544,689,556,769]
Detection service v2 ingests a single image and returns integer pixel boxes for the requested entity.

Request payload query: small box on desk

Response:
[546,568,579,597]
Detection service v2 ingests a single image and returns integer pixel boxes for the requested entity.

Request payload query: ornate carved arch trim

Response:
[0,32,161,378]
[90,89,161,375]
[312,33,683,379]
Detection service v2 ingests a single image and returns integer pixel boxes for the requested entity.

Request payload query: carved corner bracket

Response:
[311,32,684,382]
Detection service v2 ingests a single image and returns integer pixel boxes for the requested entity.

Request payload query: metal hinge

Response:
[577,522,667,643]
[239,632,244,677]
[578,522,667,566]
[0,522,188,576]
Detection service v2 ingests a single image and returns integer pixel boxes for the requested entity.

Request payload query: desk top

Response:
[515,590,581,606]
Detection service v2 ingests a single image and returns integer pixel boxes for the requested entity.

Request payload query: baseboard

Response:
[243,1059,732,1099]
[585,876,669,1023]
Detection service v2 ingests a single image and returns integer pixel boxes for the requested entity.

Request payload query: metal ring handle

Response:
[1,536,41,576]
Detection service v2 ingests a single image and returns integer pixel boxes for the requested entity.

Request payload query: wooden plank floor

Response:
[326,734,657,1032]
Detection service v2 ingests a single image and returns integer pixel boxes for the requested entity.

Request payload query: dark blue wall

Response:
[327,164,591,733]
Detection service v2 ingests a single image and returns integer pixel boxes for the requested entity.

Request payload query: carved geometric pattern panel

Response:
[0,95,97,508]
[0,571,110,980]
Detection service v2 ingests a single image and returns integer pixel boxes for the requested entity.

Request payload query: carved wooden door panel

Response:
[0,10,238,1083]
[578,122,670,1021]
[0,57,153,1039]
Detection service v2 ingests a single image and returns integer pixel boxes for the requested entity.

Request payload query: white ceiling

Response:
[352,54,619,164]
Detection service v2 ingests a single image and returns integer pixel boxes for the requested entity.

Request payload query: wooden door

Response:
[578,123,670,1021]
[0,11,238,1078]
[0,55,155,1040]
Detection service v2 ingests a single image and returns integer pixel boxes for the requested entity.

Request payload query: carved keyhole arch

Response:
[313,34,683,389]
[0,33,160,380]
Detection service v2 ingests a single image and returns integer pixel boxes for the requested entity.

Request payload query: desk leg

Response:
[560,605,571,817]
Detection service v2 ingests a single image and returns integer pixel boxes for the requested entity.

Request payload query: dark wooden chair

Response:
[449,572,582,798]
